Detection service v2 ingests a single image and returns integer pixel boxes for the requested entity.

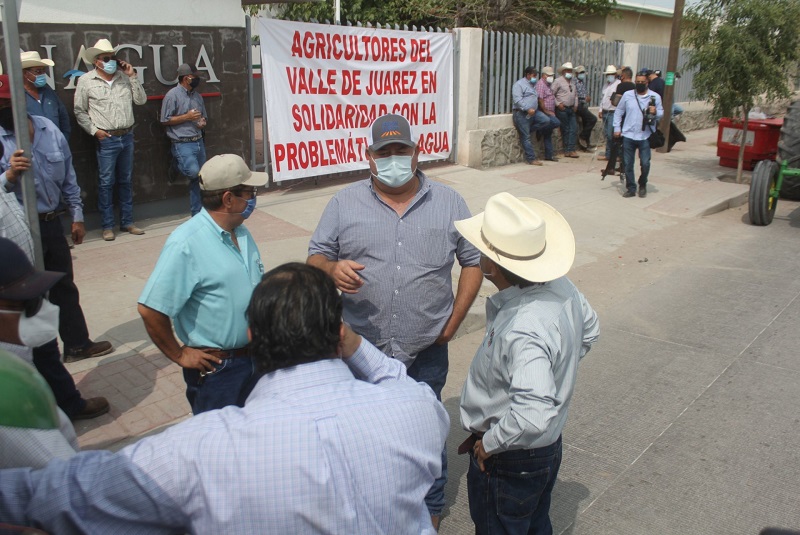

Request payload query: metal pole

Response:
[335,0,341,25]
[657,0,685,154]
[0,0,44,269]
[245,15,257,172]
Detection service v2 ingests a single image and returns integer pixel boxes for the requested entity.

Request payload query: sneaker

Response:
[71,397,110,421]
[528,160,544,166]
[623,190,636,198]
[121,225,145,235]
[64,340,114,363]
[638,186,647,198]
[102,229,115,241]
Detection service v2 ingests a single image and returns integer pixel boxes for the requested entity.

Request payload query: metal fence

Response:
[481,33,624,116]
[637,44,698,103]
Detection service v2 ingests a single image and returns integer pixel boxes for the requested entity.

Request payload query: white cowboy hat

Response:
[559,62,574,72]
[20,51,54,69]
[455,193,575,283]
[82,38,116,63]
[541,66,555,76]
[603,64,617,75]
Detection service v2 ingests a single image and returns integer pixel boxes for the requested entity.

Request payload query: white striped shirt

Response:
[460,277,600,453]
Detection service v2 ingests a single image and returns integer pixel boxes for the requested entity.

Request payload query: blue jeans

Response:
[602,114,615,158]
[96,132,135,230]
[182,356,255,414]
[407,342,449,516]
[171,140,206,216]
[468,436,562,535]
[555,108,577,152]
[513,110,558,162]
[622,137,651,193]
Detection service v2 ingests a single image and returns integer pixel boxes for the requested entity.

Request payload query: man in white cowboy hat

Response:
[74,38,147,241]
[552,62,580,158]
[598,64,621,161]
[455,192,600,534]
[20,50,70,137]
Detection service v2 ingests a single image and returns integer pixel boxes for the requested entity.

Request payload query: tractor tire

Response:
[777,99,800,200]
[749,160,778,226]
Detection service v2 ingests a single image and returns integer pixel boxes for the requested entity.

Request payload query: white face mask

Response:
[0,299,60,348]
[607,75,616,83]
[546,76,554,84]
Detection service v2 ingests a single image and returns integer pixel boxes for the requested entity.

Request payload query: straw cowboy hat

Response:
[20,51,54,69]
[541,66,555,77]
[559,62,574,72]
[603,64,618,75]
[82,38,116,63]
[454,192,575,282]
[575,65,586,73]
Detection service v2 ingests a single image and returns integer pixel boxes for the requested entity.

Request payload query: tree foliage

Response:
[683,0,800,119]
[247,0,617,33]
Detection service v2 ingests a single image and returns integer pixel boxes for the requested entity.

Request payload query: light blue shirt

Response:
[512,77,538,112]
[139,209,263,349]
[460,278,600,453]
[0,339,449,534]
[0,115,83,221]
[613,89,664,141]
[308,172,480,365]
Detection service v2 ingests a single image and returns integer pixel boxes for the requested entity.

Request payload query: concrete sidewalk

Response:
[64,127,773,531]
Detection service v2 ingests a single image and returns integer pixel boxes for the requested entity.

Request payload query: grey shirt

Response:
[160,85,207,141]
[73,69,147,135]
[308,172,480,365]
[460,278,600,453]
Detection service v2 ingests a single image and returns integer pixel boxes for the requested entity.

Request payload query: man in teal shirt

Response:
[138,154,267,413]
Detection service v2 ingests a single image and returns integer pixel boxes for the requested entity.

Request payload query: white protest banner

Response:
[257,18,453,181]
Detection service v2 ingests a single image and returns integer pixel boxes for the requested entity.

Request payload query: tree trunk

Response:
[736,106,750,184]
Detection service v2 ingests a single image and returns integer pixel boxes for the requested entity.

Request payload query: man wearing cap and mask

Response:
[0,74,112,420]
[161,63,208,216]
[551,62,580,158]
[138,154,267,414]
[308,113,483,529]
[74,38,147,241]
[21,50,70,137]
[455,192,600,535]
[574,65,597,151]
[598,64,621,161]
[0,237,83,468]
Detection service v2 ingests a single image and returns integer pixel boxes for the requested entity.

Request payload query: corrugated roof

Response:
[616,0,674,17]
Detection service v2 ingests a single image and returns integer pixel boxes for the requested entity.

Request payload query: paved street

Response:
[63,127,800,533]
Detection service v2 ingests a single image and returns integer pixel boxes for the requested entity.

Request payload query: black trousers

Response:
[577,102,598,142]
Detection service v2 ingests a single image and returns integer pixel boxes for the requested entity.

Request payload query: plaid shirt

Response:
[534,79,556,113]
[576,79,588,102]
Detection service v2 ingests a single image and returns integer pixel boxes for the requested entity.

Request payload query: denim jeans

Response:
[182,356,255,414]
[171,140,206,216]
[407,342,449,516]
[468,436,563,535]
[555,107,577,152]
[602,114,615,158]
[622,137,651,193]
[96,132,135,230]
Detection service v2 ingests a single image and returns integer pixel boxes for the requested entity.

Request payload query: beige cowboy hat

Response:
[21,51,54,69]
[604,64,618,75]
[541,66,555,77]
[455,192,575,283]
[82,38,116,63]
[575,65,586,73]
[559,62,574,72]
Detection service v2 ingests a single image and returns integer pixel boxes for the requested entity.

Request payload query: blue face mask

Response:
[607,75,616,83]
[564,73,573,80]
[33,74,48,88]
[102,60,118,75]
[577,73,586,81]
[373,154,414,188]
[529,77,538,84]
[241,196,257,219]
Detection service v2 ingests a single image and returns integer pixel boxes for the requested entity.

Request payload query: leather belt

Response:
[194,347,250,359]
[172,135,203,143]
[105,127,132,136]
[39,210,65,221]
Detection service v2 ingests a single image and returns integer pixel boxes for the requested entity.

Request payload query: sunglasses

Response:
[98,56,117,63]
[232,187,258,199]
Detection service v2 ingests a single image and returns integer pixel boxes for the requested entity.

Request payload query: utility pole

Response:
[658,0,686,153]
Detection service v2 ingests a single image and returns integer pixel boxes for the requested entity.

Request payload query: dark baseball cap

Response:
[368,114,416,152]
[177,63,200,77]
[0,238,64,301]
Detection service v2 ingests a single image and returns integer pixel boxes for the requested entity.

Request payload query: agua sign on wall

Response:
[257,18,454,181]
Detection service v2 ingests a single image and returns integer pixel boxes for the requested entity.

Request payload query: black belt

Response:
[39,210,65,221]
[172,135,204,143]
[105,127,132,136]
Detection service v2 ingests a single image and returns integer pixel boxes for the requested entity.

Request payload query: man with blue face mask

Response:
[308,113,483,530]
[74,38,147,242]
[139,154,267,414]
[21,51,70,138]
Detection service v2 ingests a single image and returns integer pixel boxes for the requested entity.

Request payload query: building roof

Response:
[615,0,674,18]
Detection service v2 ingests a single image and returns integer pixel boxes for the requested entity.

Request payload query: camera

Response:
[642,96,658,127]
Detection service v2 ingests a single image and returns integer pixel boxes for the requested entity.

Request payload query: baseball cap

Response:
[0,75,11,99]
[0,238,64,301]
[368,114,416,152]
[177,63,200,77]
[654,70,662,77]
[199,154,269,191]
